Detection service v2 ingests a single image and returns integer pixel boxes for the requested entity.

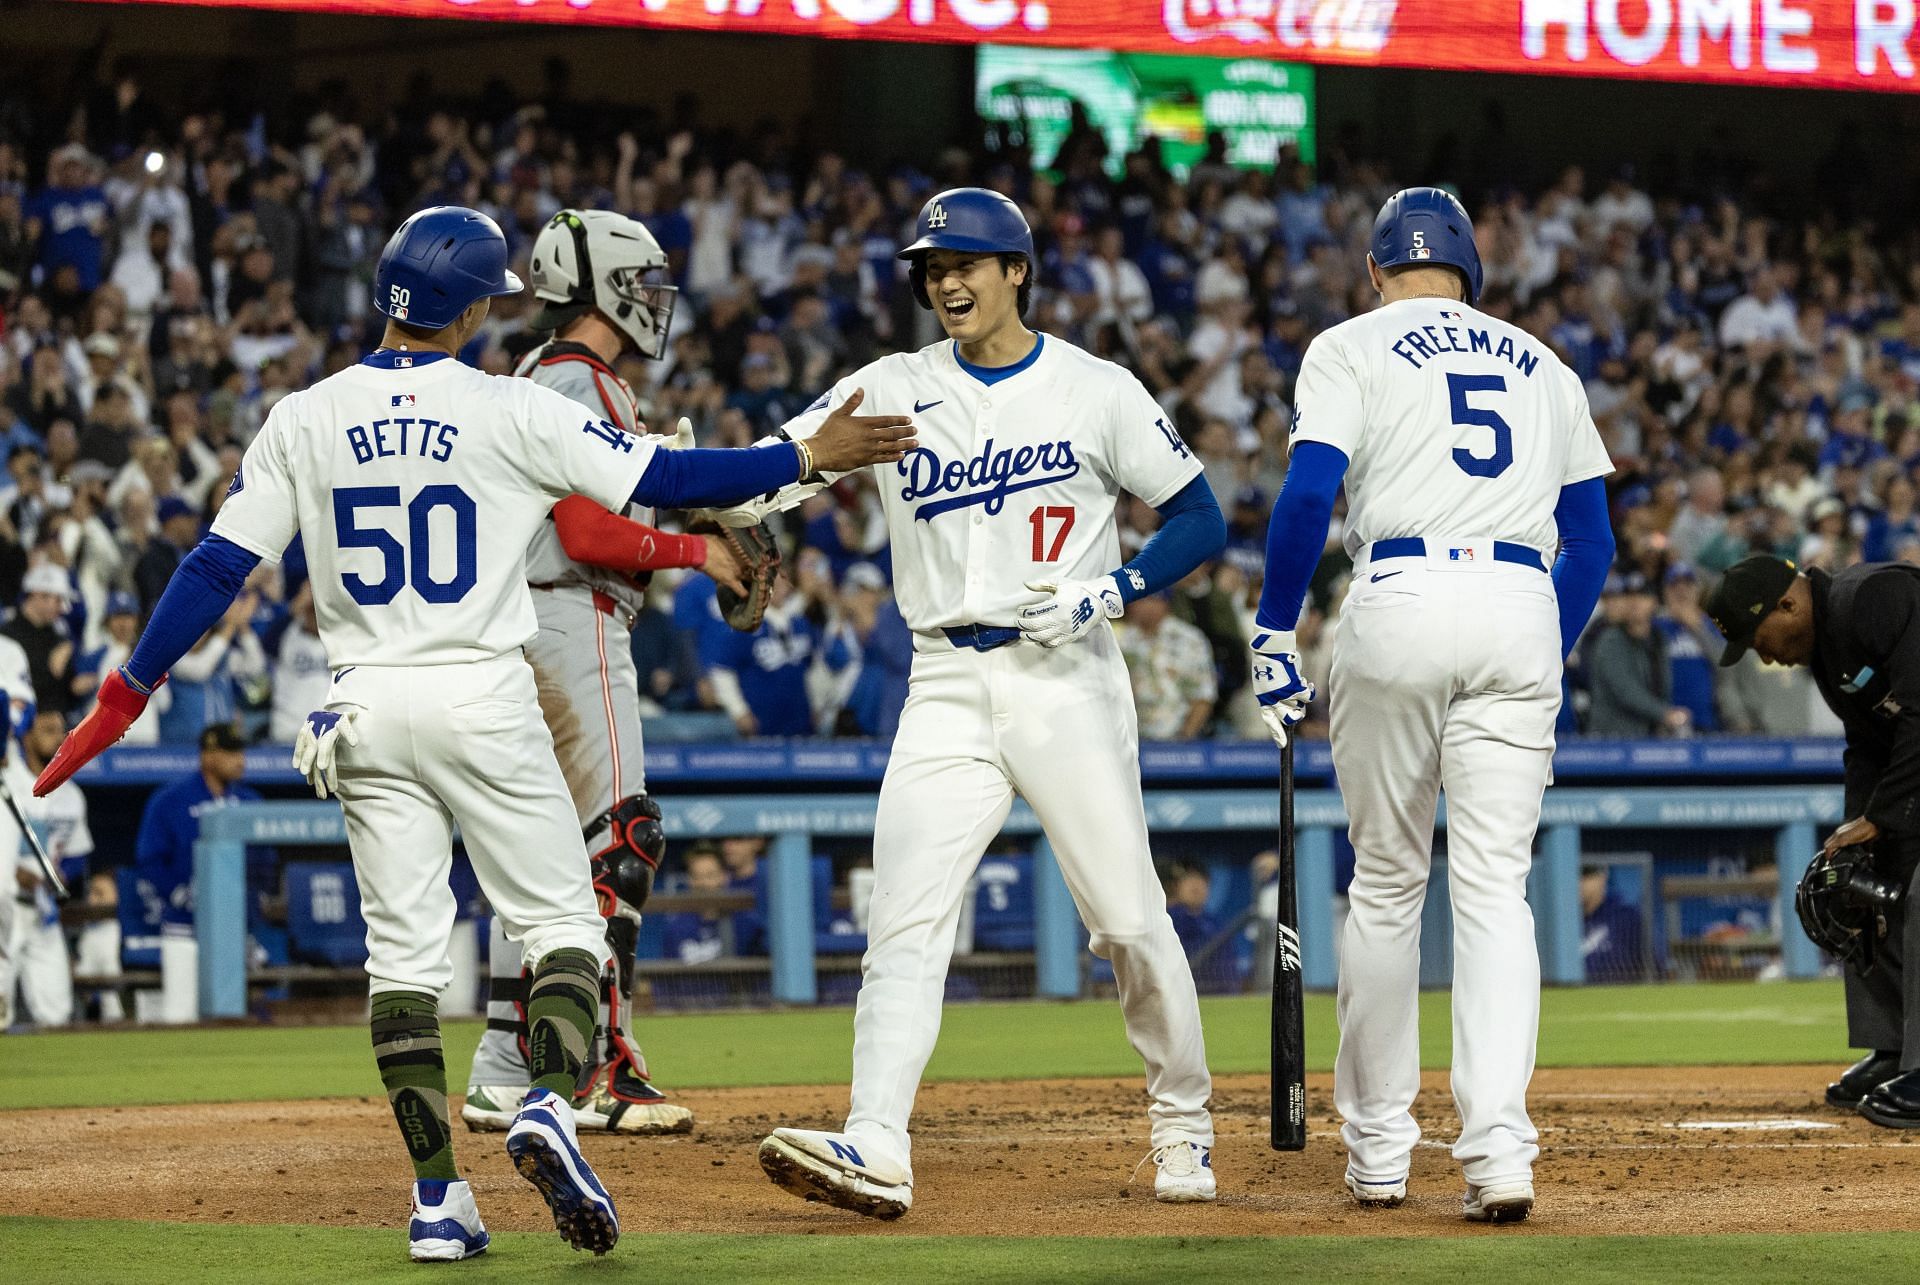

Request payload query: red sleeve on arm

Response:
[552,494,707,573]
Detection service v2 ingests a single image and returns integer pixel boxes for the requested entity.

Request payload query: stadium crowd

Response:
[0,69,1905,746]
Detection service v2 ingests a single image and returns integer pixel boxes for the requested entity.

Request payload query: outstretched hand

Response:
[802,389,918,474]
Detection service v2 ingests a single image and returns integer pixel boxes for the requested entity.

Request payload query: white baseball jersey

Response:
[1291,297,1611,554]
[211,351,656,667]
[780,336,1201,630]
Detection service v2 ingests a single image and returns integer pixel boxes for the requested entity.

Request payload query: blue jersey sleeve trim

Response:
[632,442,803,510]
[953,334,1044,387]
[1254,441,1349,631]
[1114,475,1227,603]
[1552,476,1616,660]
[125,535,262,689]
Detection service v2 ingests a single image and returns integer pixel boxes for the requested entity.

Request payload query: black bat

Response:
[0,770,68,903]
[1270,737,1305,1151]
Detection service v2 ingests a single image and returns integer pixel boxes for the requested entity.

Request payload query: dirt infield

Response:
[7,1066,1920,1238]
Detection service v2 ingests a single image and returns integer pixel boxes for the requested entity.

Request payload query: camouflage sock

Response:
[527,948,601,1099]
[370,989,457,1182]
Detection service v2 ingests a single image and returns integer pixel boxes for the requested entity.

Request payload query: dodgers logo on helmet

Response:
[927,202,948,230]
[1370,186,1483,305]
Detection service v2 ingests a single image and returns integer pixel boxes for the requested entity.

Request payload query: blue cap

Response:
[157,495,198,525]
[898,188,1035,311]
[373,206,524,331]
[106,590,138,617]
[1370,187,1484,305]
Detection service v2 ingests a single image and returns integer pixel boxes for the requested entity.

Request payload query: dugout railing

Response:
[187,785,1843,1019]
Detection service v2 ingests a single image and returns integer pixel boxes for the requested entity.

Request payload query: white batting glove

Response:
[291,708,361,800]
[668,416,696,450]
[1017,576,1125,648]
[1250,629,1315,748]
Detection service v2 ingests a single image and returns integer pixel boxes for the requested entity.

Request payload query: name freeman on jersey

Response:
[1390,323,1540,377]
[898,437,1081,521]
[347,416,461,465]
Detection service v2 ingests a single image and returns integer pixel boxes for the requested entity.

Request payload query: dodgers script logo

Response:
[898,438,1079,521]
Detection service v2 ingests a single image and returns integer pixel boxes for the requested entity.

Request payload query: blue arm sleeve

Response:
[1254,441,1350,631]
[631,442,802,511]
[1551,477,1615,660]
[1114,475,1228,603]
[125,534,261,690]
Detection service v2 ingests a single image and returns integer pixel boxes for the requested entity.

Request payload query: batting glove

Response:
[1250,629,1315,748]
[1018,576,1125,648]
[35,668,159,796]
[292,708,361,800]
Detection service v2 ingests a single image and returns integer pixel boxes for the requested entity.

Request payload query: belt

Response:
[530,583,624,618]
[942,624,1022,652]
[1368,538,1548,573]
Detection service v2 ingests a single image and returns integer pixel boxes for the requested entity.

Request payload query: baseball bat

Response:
[1269,736,1306,1151]
[0,769,68,903]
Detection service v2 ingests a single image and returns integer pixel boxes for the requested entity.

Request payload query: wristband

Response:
[793,438,815,480]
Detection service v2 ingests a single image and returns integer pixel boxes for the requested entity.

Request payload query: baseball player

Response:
[30,205,914,1261]
[1252,188,1614,1223]
[464,209,737,1137]
[3,709,94,1027]
[750,188,1228,1218]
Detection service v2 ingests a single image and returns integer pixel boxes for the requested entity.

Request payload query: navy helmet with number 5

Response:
[897,187,1035,310]
[374,206,524,331]
[1370,187,1483,306]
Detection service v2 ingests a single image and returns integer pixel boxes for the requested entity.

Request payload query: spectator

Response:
[267,581,329,742]
[1117,590,1218,740]
[4,564,76,716]
[1653,565,1722,733]
[1165,864,1233,993]
[1719,650,1819,735]
[25,145,109,302]
[837,562,911,738]
[133,723,267,1022]
[660,844,735,964]
[74,590,170,744]
[134,496,201,622]
[717,836,768,955]
[1668,469,1728,568]
[1718,266,1798,352]
[1586,574,1690,737]
[1580,865,1646,982]
[3,709,99,1027]
[705,578,818,737]
[157,581,264,744]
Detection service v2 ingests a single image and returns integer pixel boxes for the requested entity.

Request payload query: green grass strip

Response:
[0,1219,1908,1284]
[1,981,1851,1111]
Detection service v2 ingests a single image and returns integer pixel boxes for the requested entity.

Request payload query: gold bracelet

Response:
[794,438,814,479]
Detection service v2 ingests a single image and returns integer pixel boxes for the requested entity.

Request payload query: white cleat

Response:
[1344,1171,1407,1208]
[507,1089,621,1254]
[1148,1140,1217,1203]
[1463,1179,1534,1224]
[758,1127,914,1220]
[408,1178,489,1261]
[460,1084,526,1133]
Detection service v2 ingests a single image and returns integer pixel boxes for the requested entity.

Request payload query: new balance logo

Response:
[826,1140,866,1167]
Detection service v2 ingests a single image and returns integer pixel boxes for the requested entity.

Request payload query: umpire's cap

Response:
[897,188,1034,310]
[1371,187,1484,305]
[374,206,523,331]
[1705,554,1800,667]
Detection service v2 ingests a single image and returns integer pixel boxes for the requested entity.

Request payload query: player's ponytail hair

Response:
[998,253,1033,316]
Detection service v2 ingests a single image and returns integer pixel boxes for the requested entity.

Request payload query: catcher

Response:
[1708,554,1920,1127]
[464,209,781,1135]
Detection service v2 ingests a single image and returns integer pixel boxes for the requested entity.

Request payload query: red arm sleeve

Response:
[551,495,708,573]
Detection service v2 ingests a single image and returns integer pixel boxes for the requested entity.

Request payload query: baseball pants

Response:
[843,625,1213,1166]
[471,585,644,1088]
[1841,836,1920,1069]
[1328,552,1561,1189]
[328,654,606,998]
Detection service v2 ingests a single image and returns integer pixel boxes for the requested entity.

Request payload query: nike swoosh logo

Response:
[914,399,943,413]
[1369,571,1403,583]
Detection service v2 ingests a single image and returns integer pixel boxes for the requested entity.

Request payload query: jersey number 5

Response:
[335,484,478,606]
[1029,505,1075,561]
[1447,372,1514,479]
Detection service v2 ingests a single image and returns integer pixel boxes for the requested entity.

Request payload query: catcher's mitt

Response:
[693,515,780,632]
[1796,843,1907,970]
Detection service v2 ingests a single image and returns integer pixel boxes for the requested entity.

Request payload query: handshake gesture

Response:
[800,389,918,475]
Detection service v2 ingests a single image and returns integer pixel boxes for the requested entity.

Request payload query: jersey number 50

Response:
[1447,372,1514,479]
[334,484,478,606]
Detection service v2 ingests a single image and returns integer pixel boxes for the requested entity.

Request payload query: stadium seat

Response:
[971,855,1035,951]
[284,861,369,968]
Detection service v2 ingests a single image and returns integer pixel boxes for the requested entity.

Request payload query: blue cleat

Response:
[506,1089,620,1254]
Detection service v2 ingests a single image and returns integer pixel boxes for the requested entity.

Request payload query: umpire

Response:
[1709,554,1920,1125]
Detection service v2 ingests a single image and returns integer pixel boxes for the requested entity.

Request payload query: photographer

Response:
[1708,554,1920,1126]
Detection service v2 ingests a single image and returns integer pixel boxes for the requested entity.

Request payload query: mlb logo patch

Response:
[392,394,416,408]
[1440,310,1461,319]
[394,355,414,369]
[391,304,408,321]
[1411,246,1432,260]
[1448,547,1475,562]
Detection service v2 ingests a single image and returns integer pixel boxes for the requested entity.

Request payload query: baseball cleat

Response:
[1828,1051,1901,1109]
[1344,1171,1407,1208]
[1462,1179,1534,1224]
[1147,1140,1216,1203]
[574,1069,695,1135]
[460,1084,525,1133]
[408,1178,489,1262]
[506,1089,621,1254]
[758,1128,913,1220]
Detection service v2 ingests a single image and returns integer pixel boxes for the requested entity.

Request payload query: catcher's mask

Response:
[1797,843,1907,970]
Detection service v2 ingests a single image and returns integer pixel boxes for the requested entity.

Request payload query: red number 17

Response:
[1028,505,1074,561]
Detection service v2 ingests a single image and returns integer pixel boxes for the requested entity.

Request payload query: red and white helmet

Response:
[528,209,677,360]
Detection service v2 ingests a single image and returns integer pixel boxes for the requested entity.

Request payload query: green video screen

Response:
[977,45,1315,178]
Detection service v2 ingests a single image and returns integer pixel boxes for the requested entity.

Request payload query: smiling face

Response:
[921,249,1025,345]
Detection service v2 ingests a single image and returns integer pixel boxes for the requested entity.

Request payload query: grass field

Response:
[0,980,1851,1110]
[0,981,1866,1281]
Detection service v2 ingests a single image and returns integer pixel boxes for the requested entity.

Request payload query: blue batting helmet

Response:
[1370,187,1483,305]
[373,206,524,331]
[897,187,1035,310]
